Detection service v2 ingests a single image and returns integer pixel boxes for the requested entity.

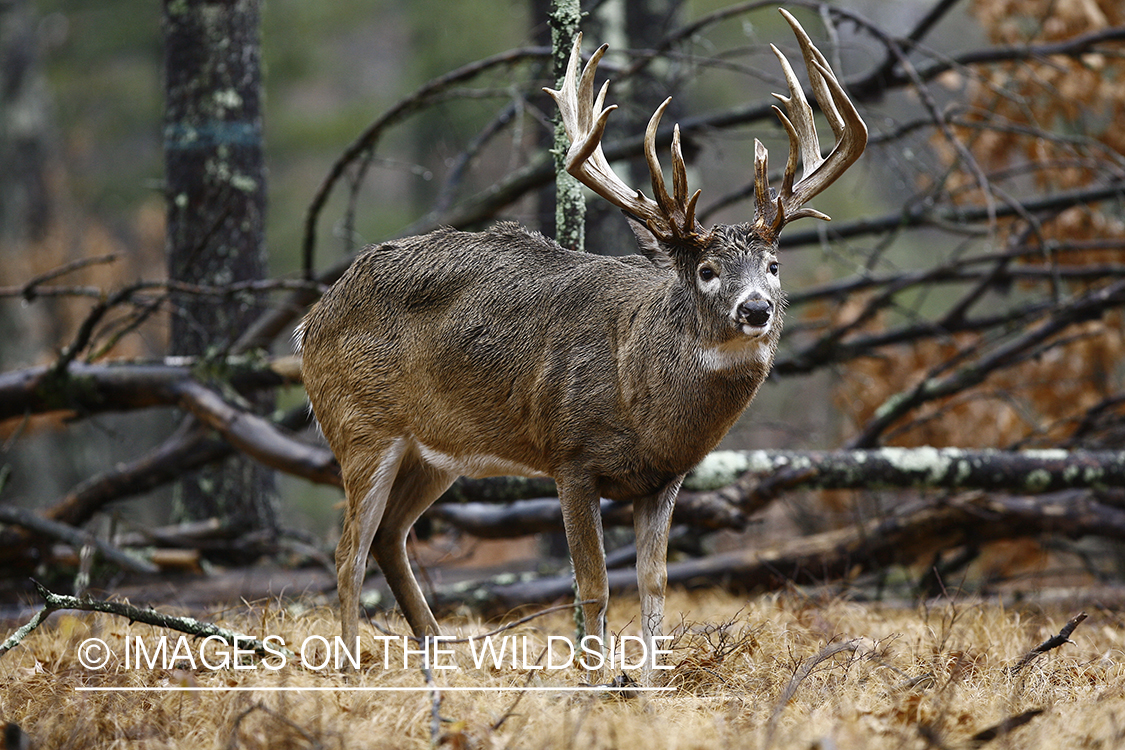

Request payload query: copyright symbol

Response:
[78,638,111,669]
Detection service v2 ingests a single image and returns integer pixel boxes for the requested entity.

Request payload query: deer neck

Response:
[613,281,773,458]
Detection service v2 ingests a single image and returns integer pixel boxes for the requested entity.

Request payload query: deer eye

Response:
[768,262,779,276]
[698,265,718,282]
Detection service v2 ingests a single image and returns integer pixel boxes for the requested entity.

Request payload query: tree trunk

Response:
[0,0,51,245]
[547,0,585,252]
[162,0,276,545]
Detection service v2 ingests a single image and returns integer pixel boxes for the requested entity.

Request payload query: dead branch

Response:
[172,379,339,486]
[44,423,229,527]
[15,253,118,301]
[299,45,550,280]
[235,21,1125,359]
[968,709,1044,747]
[225,703,324,750]
[428,448,1125,539]
[848,280,1125,447]
[430,490,746,537]
[765,638,861,749]
[0,505,157,574]
[712,448,1125,498]
[774,181,1125,253]
[0,600,54,660]
[429,491,1125,615]
[0,356,297,423]
[0,581,286,660]
[1010,612,1088,674]
[434,475,557,505]
[6,359,1124,547]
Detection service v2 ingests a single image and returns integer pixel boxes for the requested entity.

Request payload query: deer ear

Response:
[625,214,675,270]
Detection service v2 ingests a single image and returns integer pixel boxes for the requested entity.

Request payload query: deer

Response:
[299,8,866,682]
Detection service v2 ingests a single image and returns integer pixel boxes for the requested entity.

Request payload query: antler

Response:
[544,34,708,245]
[755,8,868,239]
[545,10,866,246]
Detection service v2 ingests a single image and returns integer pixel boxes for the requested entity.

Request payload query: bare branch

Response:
[232,25,1125,356]
[172,379,339,486]
[848,280,1125,447]
[0,582,287,661]
[0,505,158,574]
[432,490,1125,614]
[300,45,550,280]
[1010,612,1088,674]
[0,356,298,424]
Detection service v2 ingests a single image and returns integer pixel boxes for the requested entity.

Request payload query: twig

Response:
[300,45,550,280]
[235,20,1125,357]
[19,253,118,301]
[491,651,546,731]
[225,702,325,750]
[764,639,860,749]
[1010,612,1087,674]
[0,581,290,661]
[0,505,158,574]
[0,599,56,658]
[423,661,443,748]
[849,279,1125,447]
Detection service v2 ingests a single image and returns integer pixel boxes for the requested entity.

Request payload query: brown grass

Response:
[2,589,1124,749]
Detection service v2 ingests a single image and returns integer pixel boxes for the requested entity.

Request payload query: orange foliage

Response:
[833,0,1125,449]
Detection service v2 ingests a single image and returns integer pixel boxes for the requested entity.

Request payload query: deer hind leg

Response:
[370,452,456,639]
[557,476,608,678]
[632,476,683,684]
[336,437,408,653]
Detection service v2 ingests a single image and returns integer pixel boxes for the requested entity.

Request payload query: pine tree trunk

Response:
[162,0,276,545]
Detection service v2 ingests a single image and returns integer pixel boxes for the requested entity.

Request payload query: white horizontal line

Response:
[76,685,674,693]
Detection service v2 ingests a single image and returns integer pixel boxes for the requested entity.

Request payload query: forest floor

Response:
[2,584,1124,749]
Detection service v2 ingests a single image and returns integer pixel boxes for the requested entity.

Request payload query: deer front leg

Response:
[557,476,608,682]
[632,476,683,685]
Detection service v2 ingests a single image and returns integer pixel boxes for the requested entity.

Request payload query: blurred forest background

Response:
[1,0,1123,605]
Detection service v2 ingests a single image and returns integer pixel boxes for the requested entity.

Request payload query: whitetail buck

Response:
[300,8,866,680]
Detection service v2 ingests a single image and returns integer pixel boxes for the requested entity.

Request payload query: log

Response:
[429,490,1125,615]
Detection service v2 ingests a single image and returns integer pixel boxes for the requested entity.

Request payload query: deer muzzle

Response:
[735,296,773,333]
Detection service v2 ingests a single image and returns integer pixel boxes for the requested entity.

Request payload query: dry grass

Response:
[2,589,1124,749]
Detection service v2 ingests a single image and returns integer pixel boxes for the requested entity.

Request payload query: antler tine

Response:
[781,9,845,136]
[546,39,642,215]
[770,42,822,186]
[644,98,676,218]
[788,57,866,209]
[670,125,688,208]
[753,139,771,220]
[544,35,708,245]
[671,125,703,232]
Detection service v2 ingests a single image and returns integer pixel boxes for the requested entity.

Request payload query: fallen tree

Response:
[431,489,1125,616]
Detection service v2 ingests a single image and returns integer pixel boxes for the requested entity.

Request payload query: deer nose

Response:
[737,298,772,327]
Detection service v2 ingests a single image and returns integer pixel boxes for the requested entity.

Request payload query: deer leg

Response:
[370,454,456,639]
[336,437,408,654]
[557,476,608,680]
[633,476,683,684]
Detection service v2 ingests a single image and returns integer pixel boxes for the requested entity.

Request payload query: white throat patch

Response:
[697,337,772,372]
